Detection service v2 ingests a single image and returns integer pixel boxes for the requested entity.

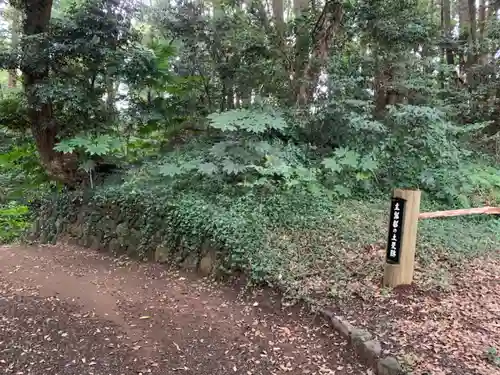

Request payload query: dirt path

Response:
[0,244,368,375]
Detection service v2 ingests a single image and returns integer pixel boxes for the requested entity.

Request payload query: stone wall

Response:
[29,191,220,276]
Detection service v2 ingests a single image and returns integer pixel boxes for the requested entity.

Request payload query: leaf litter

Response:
[0,244,369,375]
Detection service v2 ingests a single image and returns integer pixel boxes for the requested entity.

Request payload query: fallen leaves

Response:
[340,256,500,375]
[0,244,370,375]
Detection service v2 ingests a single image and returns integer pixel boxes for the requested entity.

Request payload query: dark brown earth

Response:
[0,244,369,375]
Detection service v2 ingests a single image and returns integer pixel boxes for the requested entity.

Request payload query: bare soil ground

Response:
[0,244,369,375]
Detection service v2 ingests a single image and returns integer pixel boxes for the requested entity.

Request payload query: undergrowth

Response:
[0,202,30,244]
[35,168,499,304]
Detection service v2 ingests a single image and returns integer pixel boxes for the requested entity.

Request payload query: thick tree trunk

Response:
[20,0,81,185]
[458,0,477,81]
[272,0,284,33]
[467,0,477,69]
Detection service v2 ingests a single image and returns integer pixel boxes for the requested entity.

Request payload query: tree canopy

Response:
[0,0,498,206]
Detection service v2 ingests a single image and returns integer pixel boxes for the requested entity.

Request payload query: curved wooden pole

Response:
[418,206,500,220]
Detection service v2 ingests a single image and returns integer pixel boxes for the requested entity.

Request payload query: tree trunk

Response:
[458,0,476,81]
[442,0,454,65]
[272,0,284,33]
[105,0,117,121]
[8,8,20,88]
[295,0,343,106]
[467,0,477,68]
[292,0,310,104]
[20,0,81,185]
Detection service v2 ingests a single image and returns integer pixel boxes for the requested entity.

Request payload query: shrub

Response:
[0,202,30,244]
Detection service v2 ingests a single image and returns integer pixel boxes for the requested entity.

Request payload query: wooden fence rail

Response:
[383,189,499,288]
[418,206,500,219]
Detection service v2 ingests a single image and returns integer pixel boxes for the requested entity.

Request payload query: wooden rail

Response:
[418,206,500,220]
[383,190,499,288]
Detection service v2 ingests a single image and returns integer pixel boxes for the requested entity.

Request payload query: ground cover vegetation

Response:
[0,0,498,373]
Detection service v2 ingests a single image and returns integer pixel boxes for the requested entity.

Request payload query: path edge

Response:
[270,280,407,375]
[318,307,407,375]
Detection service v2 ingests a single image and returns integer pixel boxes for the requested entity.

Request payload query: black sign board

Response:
[386,197,406,264]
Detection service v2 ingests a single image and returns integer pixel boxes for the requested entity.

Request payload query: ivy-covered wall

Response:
[29,186,241,276]
[28,180,344,285]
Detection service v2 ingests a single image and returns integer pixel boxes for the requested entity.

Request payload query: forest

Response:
[0,0,499,373]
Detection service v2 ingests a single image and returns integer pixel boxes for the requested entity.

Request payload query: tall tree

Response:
[17,0,81,184]
[7,7,20,88]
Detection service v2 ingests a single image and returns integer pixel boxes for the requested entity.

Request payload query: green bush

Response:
[0,202,30,244]
[0,90,29,132]
[32,173,499,294]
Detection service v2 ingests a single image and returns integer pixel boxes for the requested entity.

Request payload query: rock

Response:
[28,220,40,240]
[154,245,170,263]
[75,211,87,226]
[89,231,104,251]
[377,356,404,375]
[198,248,217,276]
[39,231,48,244]
[125,229,141,257]
[350,328,373,344]
[329,314,355,339]
[68,224,83,238]
[49,233,58,245]
[356,339,382,365]
[90,236,101,251]
[350,329,379,366]
[77,237,86,247]
[180,252,198,270]
[96,217,115,234]
[83,235,92,248]
[55,218,64,235]
[108,239,121,255]
[115,223,129,240]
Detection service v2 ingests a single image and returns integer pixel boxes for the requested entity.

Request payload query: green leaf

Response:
[322,157,342,173]
[210,141,233,158]
[338,150,360,168]
[54,141,75,154]
[80,159,96,173]
[360,155,378,171]
[86,143,110,156]
[207,109,287,134]
[222,158,246,175]
[334,185,351,197]
[69,136,91,148]
[158,163,183,177]
[198,162,219,175]
[355,172,371,181]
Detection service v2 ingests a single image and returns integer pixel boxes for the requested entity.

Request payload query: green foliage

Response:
[54,134,123,187]
[154,108,319,191]
[1,0,499,329]
[0,201,30,244]
[0,130,51,201]
[32,175,500,297]
[0,90,29,132]
[321,147,378,197]
[486,347,500,368]
[207,109,287,133]
[54,134,122,157]
[420,162,500,207]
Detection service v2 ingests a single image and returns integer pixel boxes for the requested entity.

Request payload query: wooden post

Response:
[383,189,421,288]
